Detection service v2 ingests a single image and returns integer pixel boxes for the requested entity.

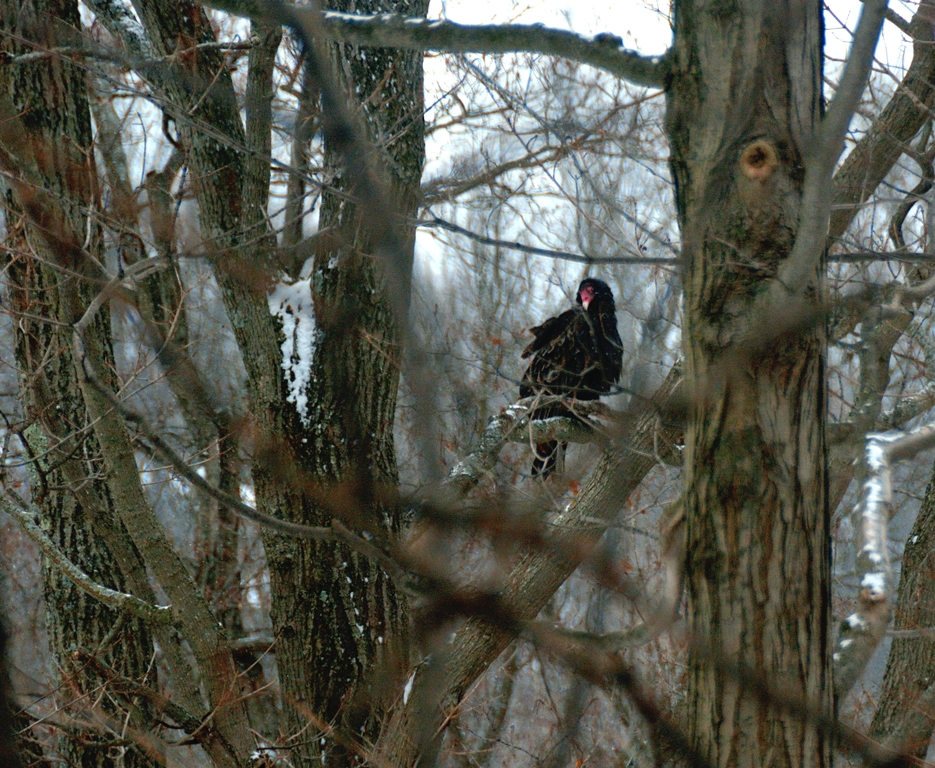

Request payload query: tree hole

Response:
[739,140,778,181]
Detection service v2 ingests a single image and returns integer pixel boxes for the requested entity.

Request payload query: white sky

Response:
[431,0,673,54]
[430,0,916,70]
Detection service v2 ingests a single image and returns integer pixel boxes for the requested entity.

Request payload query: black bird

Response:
[519,278,623,477]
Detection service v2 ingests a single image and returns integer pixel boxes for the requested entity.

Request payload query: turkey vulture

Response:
[519,278,623,477]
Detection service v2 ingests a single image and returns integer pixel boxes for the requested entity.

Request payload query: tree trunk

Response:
[869,459,935,757]
[116,0,426,762]
[666,1,831,766]
[0,596,23,768]
[262,2,427,764]
[0,2,158,765]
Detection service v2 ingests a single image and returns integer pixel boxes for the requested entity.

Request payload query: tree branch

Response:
[202,2,669,89]
[73,649,206,734]
[885,6,912,33]
[777,0,888,294]
[374,365,684,766]
[445,396,617,492]
[833,422,935,696]
[317,11,668,89]
[82,0,155,60]
[70,343,409,586]
[829,0,935,242]
[420,215,676,265]
[0,493,173,626]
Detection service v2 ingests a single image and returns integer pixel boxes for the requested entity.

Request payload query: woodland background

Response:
[0,0,934,766]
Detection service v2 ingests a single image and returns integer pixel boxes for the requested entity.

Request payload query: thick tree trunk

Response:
[666,1,831,766]
[0,598,22,768]
[869,459,935,757]
[262,3,427,764]
[0,2,158,765]
[116,1,425,763]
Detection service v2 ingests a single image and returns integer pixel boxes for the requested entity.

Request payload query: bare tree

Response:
[5,0,935,767]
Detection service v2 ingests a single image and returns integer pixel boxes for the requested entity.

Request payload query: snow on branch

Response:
[204,1,668,89]
[833,421,935,697]
[0,493,173,626]
[445,396,616,494]
[318,11,668,88]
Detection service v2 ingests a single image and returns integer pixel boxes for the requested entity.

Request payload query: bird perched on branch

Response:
[519,278,623,477]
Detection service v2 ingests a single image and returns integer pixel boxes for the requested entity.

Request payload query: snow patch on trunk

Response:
[268,278,316,424]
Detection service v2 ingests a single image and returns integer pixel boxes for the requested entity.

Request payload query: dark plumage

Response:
[519,278,623,477]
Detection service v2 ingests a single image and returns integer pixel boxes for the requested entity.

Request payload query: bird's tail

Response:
[532,441,567,478]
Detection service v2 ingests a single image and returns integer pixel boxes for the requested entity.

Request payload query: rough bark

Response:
[868,459,935,757]
[0,2,260,764]
[260,2,427,764]
[666,0,831,766]
[101,1,422,763]
[0,2,157,765]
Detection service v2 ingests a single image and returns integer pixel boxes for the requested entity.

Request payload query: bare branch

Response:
[445,396,618,492]
[72,257,170,335]
[420,215,676,265]
[829,0,935,242]
[73,650,205,734]
[317,11,668,89]
[832,251,935,263]
[833,423,935,696]
[69,338,409,585]
[885,6,912,33]
[895,271,935,301]
[374,365,684,765]
[1,40,254,67]
[880,381,935,429]
[204,2,669,89]
[778,0,887,294]
[67,319,415,587]
[0,493,173,626]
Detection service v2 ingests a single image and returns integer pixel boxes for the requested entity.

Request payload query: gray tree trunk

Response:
[666,0,832,765]
[0,2,158,765]
[262,1,427,764]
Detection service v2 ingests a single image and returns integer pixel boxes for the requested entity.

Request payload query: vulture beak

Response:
[580,285,595,309]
